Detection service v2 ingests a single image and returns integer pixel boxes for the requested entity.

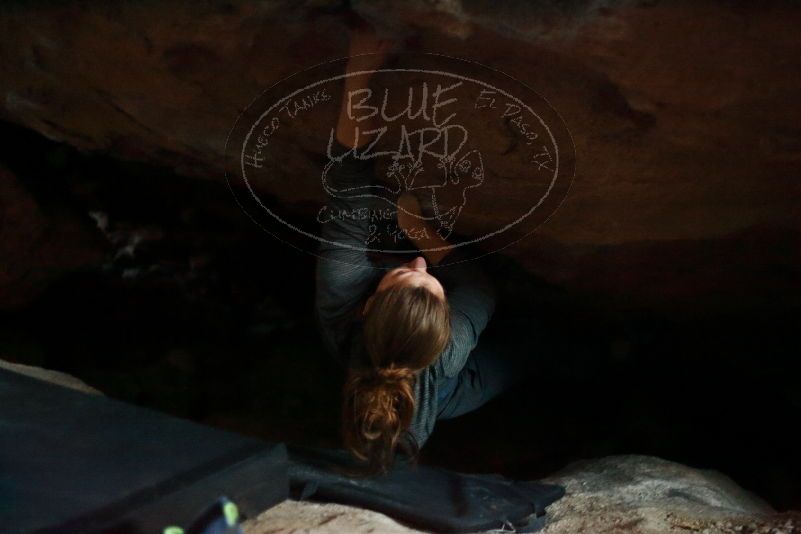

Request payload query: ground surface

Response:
[244,456,801,533]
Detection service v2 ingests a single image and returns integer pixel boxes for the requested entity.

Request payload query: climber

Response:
[314,22,533,474]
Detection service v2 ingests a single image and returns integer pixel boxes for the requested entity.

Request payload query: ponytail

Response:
[342,365,417,473]
[342,284,450,473]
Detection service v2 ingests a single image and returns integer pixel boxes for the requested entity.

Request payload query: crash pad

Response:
[0,368,288,533]
[288,446,565,533]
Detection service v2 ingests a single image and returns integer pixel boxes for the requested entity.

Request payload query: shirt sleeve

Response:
[431,247,497,378]
[314,141,383,362]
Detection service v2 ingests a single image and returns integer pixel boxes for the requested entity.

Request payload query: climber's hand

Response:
[397,192,451,265]
[397,192,424,234]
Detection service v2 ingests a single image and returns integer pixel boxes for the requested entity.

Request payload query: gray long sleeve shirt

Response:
[314,141,496,449]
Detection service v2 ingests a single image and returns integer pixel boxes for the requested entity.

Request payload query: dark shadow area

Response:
[1,119,799,511]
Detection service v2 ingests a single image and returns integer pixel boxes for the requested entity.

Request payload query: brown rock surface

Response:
[1,0,799,311]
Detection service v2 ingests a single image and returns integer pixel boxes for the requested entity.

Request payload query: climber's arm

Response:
[318,24,394,251]
[315,25,396,355]
[335,26,393,150]
[396,193,452,266]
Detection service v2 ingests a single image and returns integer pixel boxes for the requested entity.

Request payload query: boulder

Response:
[0,0,799,313]
[243,501,423,534]
[539,455,799,534]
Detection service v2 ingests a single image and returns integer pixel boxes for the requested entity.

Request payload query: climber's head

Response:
[343,256,450,473]
[363,256,445,315]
